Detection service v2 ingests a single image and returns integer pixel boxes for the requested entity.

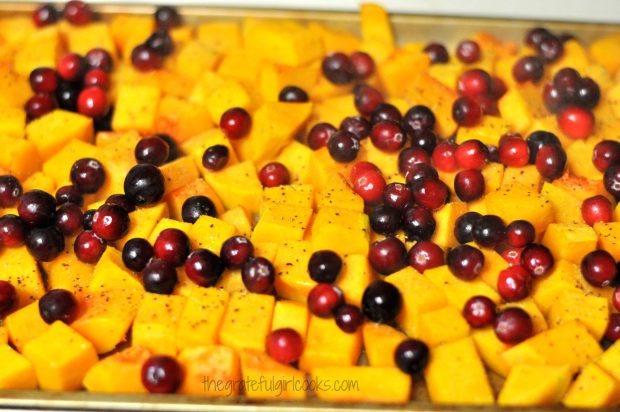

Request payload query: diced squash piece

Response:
[273,240,313,302]
[547,291,608,340]
[160,155,200,196]
[425,265,500,309]
[240,349,306,400]
[478,246,508,290]
[359,3,395,63]
[541,181,584,224]
[0,345,37,389]
[178,345,240,397]
[174,40,219,81]
[65,22,115,55]
[26,110,93,160]
[419,306,470,347]
[82,346,150,393]
[598,340,620,382]
[498,88,533,133]
[132,293,186,356]
[485,186,553,235]
[594,222,620,260]
[276,141,313,184]
[271,300,309,338]
[501,165,542,191]
[563,362,620,408]
[5,302,49,352]
[219,292,274,352]
[22,171,56,194]
[566,137,604,180]
[155,96,212,143]
[405,72,457,138]
[310,208,370,257]
[316,175,363,213]
[109,15,154,57]
[112,84,161,134]
[334,254,375,307]
[189,72,250,123]
[148,217,192,243]
[252,204,312,243]
[117,203,169,249]
[167,178,225,220]
[542,223,598,264]
[590,33,620,74]
[203,161,263,216]
[378,50,429,98]
[188,215,236,254]
[456,116,512,145]
[0,106,25,138]
[14,26,60,77]
[42,139,100,187]
[0,246,45,308]
[197,22,241,53]
[431,202,468,249]
[498,364,572,407]
[262,184,314,210]
[220,207,252,238]
[176,287,229,350]
[0,137,41,181]
[501,298,548,334]
[362,322,407,367]
[299,315,362,371]
[472,328,511,377]
[88,248,142,292]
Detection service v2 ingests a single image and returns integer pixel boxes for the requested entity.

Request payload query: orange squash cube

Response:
[83,346,150,393]
[178,345,240,397]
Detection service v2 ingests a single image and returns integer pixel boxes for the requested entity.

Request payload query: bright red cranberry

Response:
[498,244,524,266]
[463,296,496,328]
[85,48,113,72]
[455,140,488,170]
[63,0,92,25]
[55,185,83,207]
[350,161,380,182]
[593,140,620,173]
[362,280,402,323]
[145,30,174,56]
[408,240,444,273]
[184,249,224,287]
[33,4,59,27]
[456,40,481,64]
[153,228,190,267]
[576,77,600,110]
[340,116,370,140]
[383,183,413,210]
[454,211,483,244]
[605,164,620,201]
[335,304,364,333]
[410,129,437,155]
[402,206,435,241]
[432,141,458,172]
[605,314,620,342]
[454,169,485,202]
[457,69,491,98]
[0,175,22,208]
[134,136,169,166]
[307,122,337,150]
[327,131,360,163]
[394,339,429,376]
[220,236,254,269]
[242,257,275,294]
[370,206,402,236]
[403,105,436,135]
[220,107,251,139]
[0,281,16,317]
[404,163,439,187]
[614,286,620,312]
[54,203,83,236]
[92,204,129,242]
[368,237,407,275]
[448,244,485,280]
[142,258,178,294]
[259,162,290,188]
[181,195,216,224]
[423,43,449,64]
[353,170,386,204]
[473,215,506,248]
[18,190,56,227]
[73,230,106,264]
[131,44,163,72]
[155,5,181,30]
[499,135,530,167]
[372,103,402,126]
[506,220,535,247]
[0,215,27,247]
[520,244,554,277]
[322,52,355,84]
[58,53,85,82]
[266,328,304,363]
[399,147,431,175]
[124,164,165,206]
[494,307,533,344]
[39,289,77,324]
[83,69,110,90]
[354,84,383,116]
[581,195,613,225]
[29,67,58,94]
[70,158,105,194]
[25,93,56,121]
[308,250,342,283]
[558,106,594,140]
[581,250,617,288]
[141,355,182,394]
[512,56,544,83]
[122,238,153,272]
[543,82,564,113]
[412,178,449,210]
[525,27,552,48]
[307,283,343,317]
[278,86,309,103]
[26,226,64,261]
[350,51,375,80]
[527,130,561,164]
[537,35,563,63]
[498,266,532,302]
[77,86,108,118]
[452,96,482,127]
[536,144,567,181]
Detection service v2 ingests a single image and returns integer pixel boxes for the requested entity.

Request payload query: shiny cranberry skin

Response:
[220,107,251,139]
[362,280,402,323]
[368,237,407,275]
[145,30,174,56]
[26,226,64,262]
[506,220,535,247]
[457,69,491,98]
[408,240,444,273]
[18,190,56,227]
[70,158,105,194]
[512,56,544,83]
[526,130,561,164]
[370,206,402,236]
[54,203,83,236]
[86,48,113,72]
[614,286,620,312]
[92,204,129,242]
[536,144,567,181]
[307,283,343,317]
[581,250,617,288]
[0,215,27,247]
[383,183,413,210]
[490,76,507,100]
[259,162,290,187]
[241,257,275,294]
[581,195,613,225]
[0,281,16,317]
[334,304,364,333]
[605,314,620,342]
[520,244,554,277]
[525,27,552,48]
[134,136,169,166]
[124,164,165,206]
[353,170,385,204]
[402,206,435,241]
[499,136,530,167]
[371,103,401,126]
[58,53,85,82]
[593,140,620,173]
[494,307,533,344]
[499,245,524,266]
[350,51,375,80]
[154,5,181,29]
[452,96,482,127]
[576,77,600,110]
[605,164,620,201]
[201,145,229,171]
[558,106,594,140]
[403,105,436,135]
[131,44,163,72]
[454,169,485,202]
[153,228,190,267]
[474,93,499,116]
[63,0,92,25]
[327,131,360,163]
[33,4,59,27]
[220,236,254,269]
[498,266,532,302]
[399,148,431,176]
[543,82,564,113]
[554,67,580,95]
[141,355,182,394]
[278,86,309,103]
[456,40,481,64]
[39,289,77,324]
[454,211,482,244]
[432,141,458,172]
[340,116,370,140]
[537,35,563,63]
[83,69,110,91]
[0,175,22,208]
[29,67,58,94]
[77,86,108,118]
[103,195,133,215]
[142,258,178,294]
[181,195,216,224]
[307,122,337,150]
[405,163,439,187]
[411,178,449,210]
[455,140,488,170]
[350,161,380,182]
[25,93,56,121]
[121,238,153,272]
[266,328,304,363]
[463,296,496,328]
[308,250,342,284]
[73,230,106,264]
[473,215,506,248]
[394,339,430,376]
[321,52,355,85]
[55,81,79,112]
[410,129,437,155]
[354,84,383,116]
[184,249,224,287]
[447,244,484,280]
[423,43,449,64]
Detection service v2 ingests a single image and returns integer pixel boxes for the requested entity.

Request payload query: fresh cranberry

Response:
[403,105,436,135]
[490,77,507,99]
[82,209,95,230]
[536,144,567,181]
[55,81,79,111]
[70,158,105,194]
[506,220,535,247]
[83,69,110,90]
[0,281,16,317]
[455,140,488,170]
[141,355,182,394]
[447,244,485,280]
[512,56,544,83]
[321,52,355,84]
[104,194,134,214]
[135,136,169,166]
[402,206,435,241]
[29,67,58,94]
[408,240,444,273]
[473,215,506,248]
[383,183,413,210]
[457,69,491,98]
[122,238,153,272]
[307,284,343,317]
[554,67,580,97]
[543,82,564,113]
[394,339,429,376]
[18,190,56,227]
[54,203,83,236]
[307,122,336,150]
[39,289,77,324]
[142,258,178,294]
[266,328,304,363]
[0,215,27,247]
[558,106,594,139]
[181,196,216,224]
[463,296,496,328]
[85,48,113,72]
[92,204,129,242]
[25,93,56,121]
[350,161,380,182]
[592,140,620,173]
[398,148,431,177]
[63,0,92,25]
[474,93,499,116]
[220,236,254,269]
[614,286,620,312]
[278,86,309,103]
[26,226,64,262]
[219,107,251,139]
[73,230,106,264]
[454,169,485,202]
[32,4,59,27]
[368,237,407,275]
[340,116,370,140]
[581,250,617,287]
[0,176,22,208]
[581,195,613,225]
[454,211,483,244]
[526,130,561,164]
[537,35,563,63]
[370,206,402,236]
[432,141,458,172]
[335,304,364,333]
[145,30,174,56]
[308,250,342,284]
[498,266,532,301]
[353,170,386,204]
[354,84,383,116]
[410,129,437,155]
[499,135,530,167]
[201,145,229,171]
[327,131,360,163]
[498,244,524,266]
[259,162,290,187]
[154,5,181,30]
[371,103,402,125]
[525,27,552,48]
[456,40,481,64]
[452,96,482,127]
[362,280,402,323]
[605,164,620,201]
[77,86,108,118]
[153,228,190,267]
[520,244,554,277]
[350,51,375,79]
[58,53,85,82]
[404,163,439,186]
[494,307,533,344]
[124,164,165,206]
[576,78,601,110]
[184,249,224,287]
[412,178,449,210]
[423,43,449,64]
[605,314,620,342]
[131,44,163,72]
[242,257,275,294]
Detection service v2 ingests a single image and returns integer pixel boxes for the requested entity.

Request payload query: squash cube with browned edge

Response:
[203,161,263,216]
[112,84,161,135]
[219,292,275,352]
[132,293,187,356]
[362,322,407,368]
[310,208,370,257]
[542,223,598,264]
[4,302,49,352]
[176,287,229,350]
[83,346,150,393]
[188,215,236,255]
[563,362,620,408]
[240,349,306,400]
[251,204,313,244]
[26,109,94,160]
[498,364,572,407]
[178,345,240,397]
[88,247,143,292]
[0,345,36,389]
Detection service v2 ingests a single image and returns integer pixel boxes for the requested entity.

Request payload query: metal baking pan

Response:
[0,2,618,411]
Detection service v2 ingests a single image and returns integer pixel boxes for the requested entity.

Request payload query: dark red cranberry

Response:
[307,122,337,150]
[26,226,64,262]
[604,164,620,201]
[512,56,544,83]
[452,96,482,127]
[499,244,524,266]
[370,206,402,236]
[94,106,113,133]
[82,209,95,230]
[354,84,383,116]
[259,162,290,188]
[122,238,154,272]
[454,169,485,202]
[153,228,190,267]
[131,44,163,72]
[124,164,165,206]
[63,0,92,25]
[605,314,620,342]
[220,107,251,140]
[184,249,224,287]
[241,257,275,294]
[473,215,506,248]
[402,206,435,241]
[85,48,114,72]
[494,307,533,344]
[432,141,458,172]
[404,163,439,186]
[463,295,496,328]
[266,328,304,363]
[55,80,79,112]
[581,195,613,225]
[334,304,364,333]
[154,5,181,30]
[498,266,532,302]
[543,82,564,113]
[371,103,402,125]
[408,240,444,273]
[0,176,22,208]
[362,280,402,323]
[455,139,488,170]
[383,183,413,210]
[581,250,617,288]
[487,144,500,162]
[456,40,481,64]
[29,67,58,94]
[447,244,484,280]
[454,211,483,244]
[353,170,385,204]
[278,86,309,103]
[520,243,554,277]
[54,203,83,236]
[525,27,552,48]
[457,69,491,98]
[141,355,182,394]
[73,230,106,264]
[201,145,229,171]
[474,93,499,116]
[537,35,563,63]
[410,129,437,155]
[58,53,85,82]
[399,147,431,176]
[25,93,56,121]
[350,51,375,80]
[181,196,216,224]
[368,237,407,275]
[83,69,110,90]
[0,215,27,247]
[308,250,342,284]
[423,43,449,64]
[0,281,16,317]
[32,4,59,27]
[576,77,600,110]
[77,86,108,118]
[526,130,561,164]
[592,140,620,173]
[554,67,580,97]
[558,106,594,140]
[327,131,360,163]
[411,178,449,210]
[145,30,174,56]
[142,258,178,294]
[70,158,105,194]
[307,283,343,317]
[535,144,567,181]
[55,185,82,207]
[92,204,129,242]
[321,52,355,85]
[220,236,254,269]
[18,190,56,227]
[614,286,620,312]
[506,220,535,248]
[499,135,530,167]
[103,194,134,214]
[394,339,429,376]
[39,289,77,324]
[340,116,370,140]
[490,76,507,100]
[403,105,436,135]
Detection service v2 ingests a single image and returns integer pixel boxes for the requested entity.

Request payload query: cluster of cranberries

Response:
[593,140,620,201]
[511,27,564,85]
[321,51,375,85]
[452,68,507,128]
[33,0,92,28]
[130,6,180,72]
